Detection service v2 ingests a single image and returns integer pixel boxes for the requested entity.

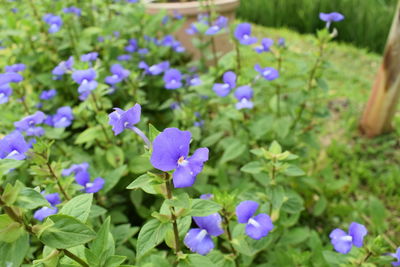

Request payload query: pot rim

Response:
[146,0,239,15]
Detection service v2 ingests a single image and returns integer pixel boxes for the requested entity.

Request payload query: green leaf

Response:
[129,155,152,174]
[0,214,25,243]
[281,191,304,214]
[280,227,310,246]
[240,161,263,174]
[0,159,24,177]
[88,217,115,266]
[126,173,158,194]
[190,199,222,217]
[201,132,224,147]
[106,146,125,167]
[75,126,103,145]
[149,124,161,142]
[313,196,327,216]
[220,140,246,164]
[0,232,29,267]
[269,140,282,154]
[104,255,127,267]
[136,219,168,258]
[39,214,96,249]
[1,181,23,206]
[103,165,127,193]
[15,188,48,210]
[186,254,218,267]
[282,165,305,177]
[59,194,93,223]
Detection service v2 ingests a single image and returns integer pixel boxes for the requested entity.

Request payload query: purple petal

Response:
[349,222,367,248]
[329,228,353,254]
[236,200,258,223]
[33,207,58,221]
[222,71,236,88]
[173,164,195,188]
[213,83,231,97]
[45,193,61,206]
[187,147,209,176]
[75,171,90,186]
[245,213,273,240]
[184,228,214,255]
[85,177,104,193]
[236,99,254,110]
[193,213,224,236]
[62,162,89,176]
[150,128,191,172]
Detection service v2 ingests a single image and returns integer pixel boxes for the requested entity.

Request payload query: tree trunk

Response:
[359,1,400,137]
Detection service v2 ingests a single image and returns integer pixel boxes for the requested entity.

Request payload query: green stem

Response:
[62,249,89,267]
[235,42,241,75]
[290,39,325,131]
[222,209,239,267]
[165,173,181,254]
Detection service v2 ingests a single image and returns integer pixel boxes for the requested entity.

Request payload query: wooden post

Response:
[359,1,400,137]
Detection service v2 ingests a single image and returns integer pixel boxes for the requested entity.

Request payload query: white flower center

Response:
[0,93,4,98]
[28,120,35,126]
[222,83,230,89]
[86,182,93,188]
[6,150,20,159]
[195,229,208,241]
[248,218,260,228]
[112,74,119,79]
[243,34,249,40]
[58,117,67,124]
[177,156,188,166]
[263,70,271,77]
[340,235,353,242]
[82,79,88,85]
[124,121,130,128]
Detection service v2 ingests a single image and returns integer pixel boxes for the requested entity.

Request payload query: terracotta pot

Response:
[145,0,240,61]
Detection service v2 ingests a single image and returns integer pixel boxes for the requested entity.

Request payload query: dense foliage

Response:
[0,1,398,266]
[238,0,397,53]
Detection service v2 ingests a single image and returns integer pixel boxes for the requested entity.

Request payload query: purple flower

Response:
[98,36,105,43]
[150,128,209,188]
[138,48,149,55]
[14,111,46,136]
[0,131,30,160]
[161,35,185,53]
[108,104,141,135]
[184,213,224,255]
[52,57,74,78]
[75,171,105,193]
[43,14,62,33]
[105,64,130,85]
[236,200,274,240]
[44,192,61,206]
[200,194,213,200]
[390,248,400,266]
[163,69,183,90]
[319,12,344,23]
[139,61,170,76]
[278,38,285,47]
[205,16,228,35]
[213,71,236,97]
[254,64,279,81]
[5,63,26,73]
[329,222,367,254]
[62,162,89,176]
[127,0,139,3]
[234,23,257,45]
[186,24,199,35]
[40,89,57,100]
[125,38,138,53]
[50,106,74,128]
[117,54,132,61]
[0,84,12,104]
[234,86,254,110]
[80,52,98,62]
[72,69,98,100]
[63,6,81,16]
[254,38,274,53]
[0,72,23,85]
[33,206,58,221]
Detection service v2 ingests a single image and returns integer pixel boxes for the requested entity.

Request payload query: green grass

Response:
[245,25,400,243]
[237,0,397,53]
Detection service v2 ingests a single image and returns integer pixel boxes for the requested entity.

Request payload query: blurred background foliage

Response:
[237,0,397,53]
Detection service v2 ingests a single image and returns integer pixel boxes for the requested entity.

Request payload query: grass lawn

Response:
[247,25,400,245]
